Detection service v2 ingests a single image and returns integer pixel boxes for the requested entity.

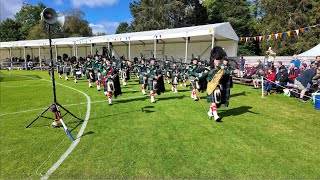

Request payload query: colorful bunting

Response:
[239,24,319,42]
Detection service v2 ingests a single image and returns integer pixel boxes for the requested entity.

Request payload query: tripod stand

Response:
[25,24,82,142]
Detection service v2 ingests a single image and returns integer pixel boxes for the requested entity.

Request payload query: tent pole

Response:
[39,47,41,70]
[185,36,188,63]
[75,44,78,58]
[24,47,26,69]
[154,39,157,59]
[128,40,131,61]
[55,45,58,63]
[211,30,215,49]
[9,48,12,69]
[91,43,93,56]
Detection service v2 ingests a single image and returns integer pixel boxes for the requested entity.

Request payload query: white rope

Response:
[35,136,67,176]
[261,76,320,101]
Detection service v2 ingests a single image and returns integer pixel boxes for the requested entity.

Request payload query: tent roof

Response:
[298,43,320,57]
[0,22,238,48]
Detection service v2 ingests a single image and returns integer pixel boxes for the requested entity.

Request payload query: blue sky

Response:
[0,0,134,34]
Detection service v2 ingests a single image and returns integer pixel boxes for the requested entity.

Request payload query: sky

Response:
[0,0,134,34]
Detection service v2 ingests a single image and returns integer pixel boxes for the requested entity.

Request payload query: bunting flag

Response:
[238,24,319,42]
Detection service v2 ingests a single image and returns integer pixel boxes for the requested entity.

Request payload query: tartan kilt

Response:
[172,76,179,85]
[95,71,102,81]
[207,93,215,103]
[104,80,115,92]
[148,79,157,91]
[139,75,147,84]
[86,71,95,81]
[189,80,197,90]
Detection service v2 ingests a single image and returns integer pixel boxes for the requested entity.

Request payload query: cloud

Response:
[55,0,63,5]
[71,0,119,8]
[0,0,23,22]
[89,20,119,35]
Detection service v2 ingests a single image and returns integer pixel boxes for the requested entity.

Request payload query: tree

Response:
[61,9,93,37]
[116,22,130,34]
[257,0,320,55]
[0,19,22,41]
[14,2,46,40]
[182,0,208,26]
[129,0,185,32]
[204,0,259,55]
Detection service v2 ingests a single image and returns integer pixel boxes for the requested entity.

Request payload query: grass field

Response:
[0,70,319,179]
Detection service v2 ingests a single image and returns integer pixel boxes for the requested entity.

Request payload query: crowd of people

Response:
[236,54,320,103]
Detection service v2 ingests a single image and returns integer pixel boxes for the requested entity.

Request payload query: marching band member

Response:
[188,58,200,101]
[102,57,122,105]
[93,55,102,91]
[196,46,238,122]
[64,60,72,81]
[138,59,148,95]
[146,58,164,103]
[171,62,180,93]
[56,56,64,79]
[84,55,95,88]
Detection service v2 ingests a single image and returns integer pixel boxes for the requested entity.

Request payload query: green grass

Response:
[0,70,319,179]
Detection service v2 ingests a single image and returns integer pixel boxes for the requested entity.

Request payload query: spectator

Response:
[295,62,319,102]
[316,55,320,64]
[243,65,256,79]
[266,47,276,68]
[290,54,301,69]
[273,65,289,94]
[288,63,300,84]
[237,54,245,77]
[252,65,265,89]
[301,57,310,68]
[274,61,283,74]
[257,59,265,70]
[263,68,276,96]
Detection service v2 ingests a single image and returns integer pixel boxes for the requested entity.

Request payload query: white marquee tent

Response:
[0,22,238,68]
[298,43,320,57]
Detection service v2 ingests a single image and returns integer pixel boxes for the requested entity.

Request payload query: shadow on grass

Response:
[230,91,250,98]
[156,95,186,101]
[114,96,147,104]
[90,105,155,121]
[219,106,258,118]
[78,130,94,138]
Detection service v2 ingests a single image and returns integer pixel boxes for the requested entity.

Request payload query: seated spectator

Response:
[295,62,320,102]
[301,57,310,68]
[252,68,265,89]
[273,65,289,94]
[243,65,256,79]
[274,61,283,74]
[288,63,300,84]
[264,68,276,96]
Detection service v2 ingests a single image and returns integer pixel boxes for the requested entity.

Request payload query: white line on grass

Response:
[40,80,91,180]
[0,95,147,117]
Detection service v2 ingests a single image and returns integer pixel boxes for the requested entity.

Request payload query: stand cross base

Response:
[26,102,82,142]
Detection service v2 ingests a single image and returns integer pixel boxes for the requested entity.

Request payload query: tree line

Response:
[116,0,320,56]
[1,0,319,56]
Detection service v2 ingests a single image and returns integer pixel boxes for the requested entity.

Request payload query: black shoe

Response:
[215,118,222,122]
[108,103,113,106]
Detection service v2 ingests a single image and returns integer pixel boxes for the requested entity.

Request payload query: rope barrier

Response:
[261,76,320,101]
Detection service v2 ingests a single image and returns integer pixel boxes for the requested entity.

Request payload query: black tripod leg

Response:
[56,103,83,121]
[25,105,51,128]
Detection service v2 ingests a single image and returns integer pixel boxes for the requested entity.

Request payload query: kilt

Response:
[139,75,147,84]
[95,72,102,81]
[104,80,115,92]
[207,92,215,103]
[57,67,63,74]
[172,76,179,85]
[86,71,95,81]
[189,80,197,90]
[148,79,157,91]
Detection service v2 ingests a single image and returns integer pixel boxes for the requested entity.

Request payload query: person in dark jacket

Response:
[274,65,289,94]
[295,62,319,102]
